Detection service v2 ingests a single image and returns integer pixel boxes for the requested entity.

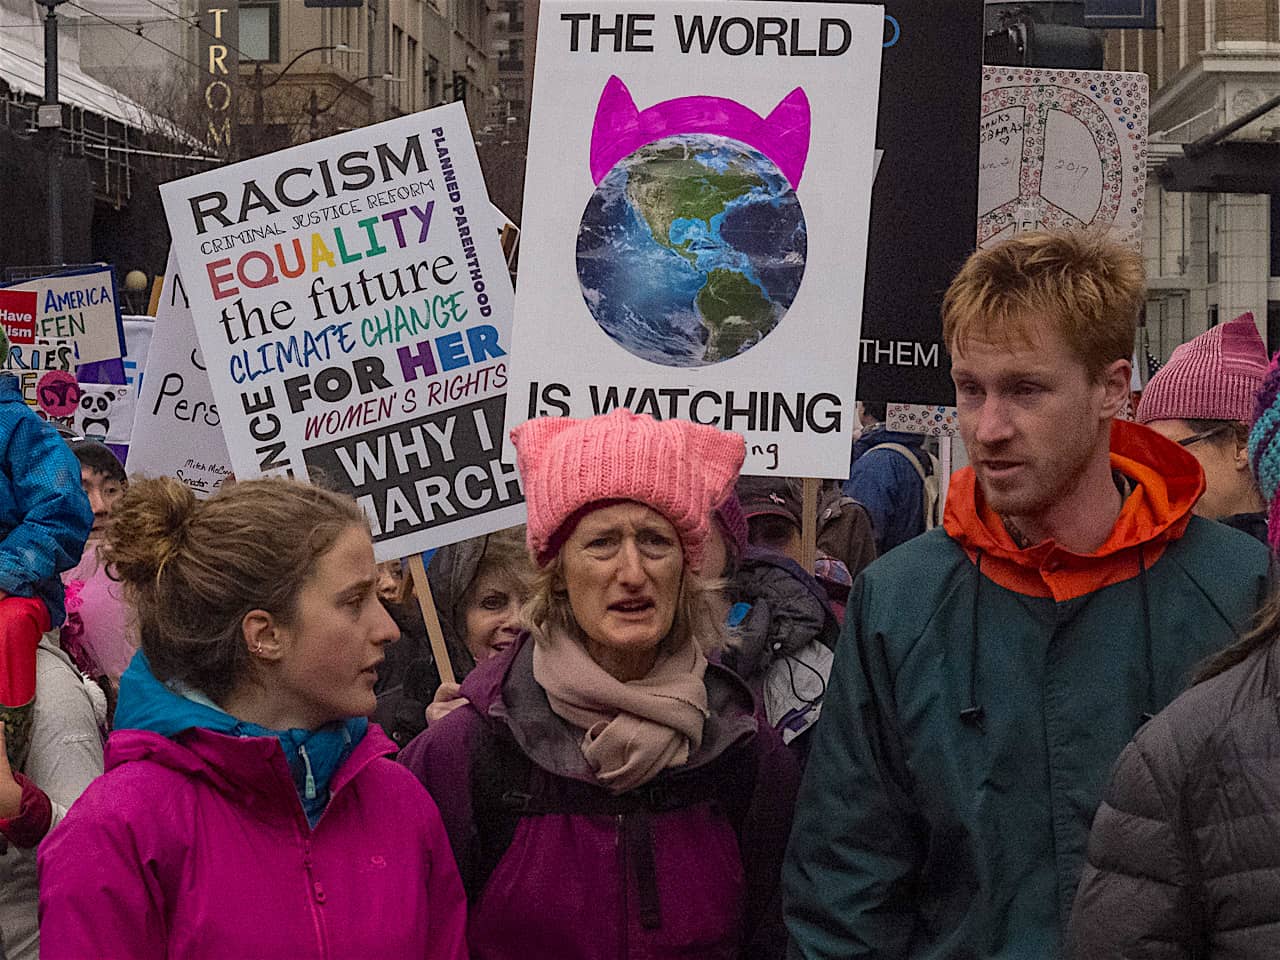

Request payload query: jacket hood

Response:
[112,650,382,824]
[853,425,926,461]
[460,633,758,785]
[943,419,1206,600]
[723,548,839,683]
[426,537,491,679]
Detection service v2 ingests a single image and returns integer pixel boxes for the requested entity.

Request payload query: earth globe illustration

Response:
[576,133,807,367]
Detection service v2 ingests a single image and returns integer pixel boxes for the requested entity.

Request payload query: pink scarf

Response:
[532,626,710,794]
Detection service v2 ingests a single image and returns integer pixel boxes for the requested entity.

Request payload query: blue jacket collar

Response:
[116,650,367,826]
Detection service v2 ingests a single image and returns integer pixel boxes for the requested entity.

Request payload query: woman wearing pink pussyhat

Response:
[400,408,800,960]
[1137,312,1269,540]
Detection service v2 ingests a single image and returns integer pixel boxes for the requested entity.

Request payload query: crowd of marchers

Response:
[0,230,1276,959]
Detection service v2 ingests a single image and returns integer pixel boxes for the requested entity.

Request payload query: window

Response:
[427,55,440,106]
[1271,193,1280,279]
[240,1,279,63]
[1207,196,1219,285]
[406,37,418,112]
[392,26,404,112]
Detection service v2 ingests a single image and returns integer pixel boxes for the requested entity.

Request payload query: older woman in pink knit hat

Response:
[400,408,799,960]
[1137,312,1269,540]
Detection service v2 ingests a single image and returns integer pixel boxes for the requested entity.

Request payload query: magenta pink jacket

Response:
[38,724,468,960]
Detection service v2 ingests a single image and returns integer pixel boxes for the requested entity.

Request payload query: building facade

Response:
[226,0,492,152]
[1105,0,1280,357]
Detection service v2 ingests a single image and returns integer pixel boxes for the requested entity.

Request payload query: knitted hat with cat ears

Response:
[510,409,746,570]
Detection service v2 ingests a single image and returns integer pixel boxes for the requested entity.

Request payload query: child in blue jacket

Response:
[0,328,94,772]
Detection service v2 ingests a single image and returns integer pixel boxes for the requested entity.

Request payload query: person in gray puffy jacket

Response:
[1068,351,1280,959]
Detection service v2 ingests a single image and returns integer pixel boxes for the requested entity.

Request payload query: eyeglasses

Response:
[1176,425,1234,448]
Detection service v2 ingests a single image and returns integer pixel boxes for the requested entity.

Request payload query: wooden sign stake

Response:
[147,275,164,317]
[407,553,456,687]
[800,477,820,572]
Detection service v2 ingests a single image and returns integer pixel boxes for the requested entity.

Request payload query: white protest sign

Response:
[122,316,155,391]
[128,254,233,498]
[159,103,522,559]
[978,67,1148,250]
[505,1,883,478]
[0,267,125,364]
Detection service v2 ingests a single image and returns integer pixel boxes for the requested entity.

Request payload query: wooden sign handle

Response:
[800,477,819,572]
[407,553,456,687]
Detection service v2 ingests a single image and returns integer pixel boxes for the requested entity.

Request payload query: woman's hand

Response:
[0,723,23,819]
[425,683,469,725]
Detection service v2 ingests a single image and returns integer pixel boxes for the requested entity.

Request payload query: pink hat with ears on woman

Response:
[509,408,746,571]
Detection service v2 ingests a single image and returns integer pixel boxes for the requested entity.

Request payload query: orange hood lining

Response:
[942,420,1206,600]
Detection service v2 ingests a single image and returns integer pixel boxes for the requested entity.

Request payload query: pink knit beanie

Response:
[713,492,749,561]
[509,409,746,569]
[1136,312,1268,424]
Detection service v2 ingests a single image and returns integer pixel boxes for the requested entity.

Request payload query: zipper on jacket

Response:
[301,835,330,960]
[298,743,318,800]
[617,814,629,958]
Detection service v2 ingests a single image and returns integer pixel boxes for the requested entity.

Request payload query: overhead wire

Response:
[134,0,256,66]
[59,0,205,72]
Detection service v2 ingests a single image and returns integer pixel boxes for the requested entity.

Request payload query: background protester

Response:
[372,570,435,750]
[60,440,136,691]
[401,409,799,960]
[38,478,467,960]
[842,400,935,554]
[0,337,93,772]
[1136,311,1269,542]
[708,494,840,766]
[813,481,877,607]
[420,527,535,726]
[1247,347,1280,546]
[376,559,406,602]
[0,635,105,960]
[736,476,872,616]
[1067,356,1280,956]
[784,231,1271,960]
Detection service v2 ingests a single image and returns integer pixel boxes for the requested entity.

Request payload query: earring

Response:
[250,639,263,655]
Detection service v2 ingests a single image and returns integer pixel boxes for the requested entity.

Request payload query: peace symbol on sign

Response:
[977,82,1125,247]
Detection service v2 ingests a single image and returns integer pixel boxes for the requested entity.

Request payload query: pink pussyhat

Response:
[1137,312,1269,424]
[509,409,746,570]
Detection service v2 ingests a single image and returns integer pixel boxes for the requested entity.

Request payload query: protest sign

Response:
[979,67,1148,250]
[854,0,984,407]
[0,290,36,345]
[128,256,232,498]
[159,104,522,559]
[0,267,125,364]
[122,317,155,391]
[11,340,75,421]
[506,0,883,478]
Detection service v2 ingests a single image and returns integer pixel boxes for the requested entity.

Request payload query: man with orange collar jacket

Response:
[783,232,1271,960]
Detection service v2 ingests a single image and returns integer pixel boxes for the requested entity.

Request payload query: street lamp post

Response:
[36,0,66,265]
[307,74,401,139]
[250,42,357,155]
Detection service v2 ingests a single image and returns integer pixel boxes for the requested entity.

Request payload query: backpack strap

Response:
[467,727,534,901]
[875,442,926,482]
[468,723,761,915]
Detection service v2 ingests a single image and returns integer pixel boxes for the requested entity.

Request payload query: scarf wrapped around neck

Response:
[532,626,710,794]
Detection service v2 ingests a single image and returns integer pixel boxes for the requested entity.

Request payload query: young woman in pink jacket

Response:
[38,477,468,960]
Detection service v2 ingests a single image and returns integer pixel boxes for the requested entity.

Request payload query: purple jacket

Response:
[38,724,468,960]
[400,634,800,960]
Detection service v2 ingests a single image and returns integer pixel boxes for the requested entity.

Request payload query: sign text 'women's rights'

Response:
[160,103,523,561]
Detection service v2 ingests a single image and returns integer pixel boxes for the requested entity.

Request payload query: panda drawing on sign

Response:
[74,385,130,443]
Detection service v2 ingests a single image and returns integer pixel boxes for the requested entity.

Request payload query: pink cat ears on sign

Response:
[588,76,811,188]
